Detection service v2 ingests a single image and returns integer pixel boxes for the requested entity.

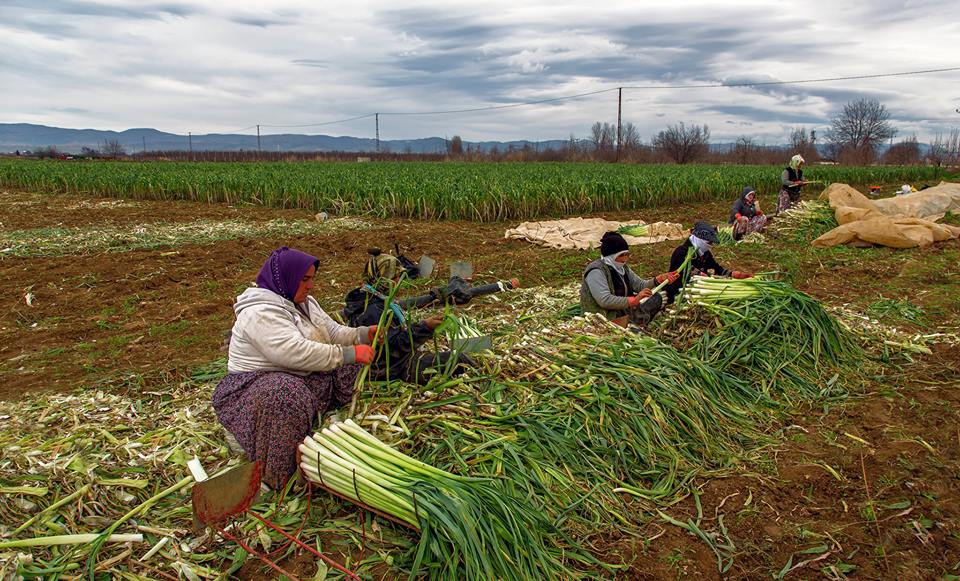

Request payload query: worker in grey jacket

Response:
[580,231,679,325]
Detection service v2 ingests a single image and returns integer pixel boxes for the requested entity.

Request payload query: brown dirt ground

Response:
[2,187,959,579]
[0,189,721,400]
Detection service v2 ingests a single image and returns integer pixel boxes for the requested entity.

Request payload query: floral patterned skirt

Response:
[212,366,359,489]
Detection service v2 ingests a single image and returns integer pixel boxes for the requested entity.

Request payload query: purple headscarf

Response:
[255,247,319,302]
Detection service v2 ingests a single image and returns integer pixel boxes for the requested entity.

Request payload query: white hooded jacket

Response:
[226,287,371,375]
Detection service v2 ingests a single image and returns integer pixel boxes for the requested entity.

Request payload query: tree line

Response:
[11,98,960,166]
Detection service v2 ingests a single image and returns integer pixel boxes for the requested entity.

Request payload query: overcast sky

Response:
[2,0,959,143]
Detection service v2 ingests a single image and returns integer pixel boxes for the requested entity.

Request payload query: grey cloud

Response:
[52,107,94,114]
[292,59,330,69]
[231,16,290,28]
[379,9,504,48]
[703,105,825,124]
[0,0,196,20]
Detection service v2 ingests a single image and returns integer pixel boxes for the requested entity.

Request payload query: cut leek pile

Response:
[617,223,648,237]
[716,225,735,245]
[677,275,863,400]
[299,419,577,581]
[771,200,837,241]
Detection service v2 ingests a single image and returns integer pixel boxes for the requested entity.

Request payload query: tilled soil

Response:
[2,187,958,579]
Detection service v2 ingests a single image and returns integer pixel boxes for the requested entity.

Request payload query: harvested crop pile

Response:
[665,275,864,401]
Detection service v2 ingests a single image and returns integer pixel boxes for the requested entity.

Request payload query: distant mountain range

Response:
[0,123,569,154]
[0,123,923,156]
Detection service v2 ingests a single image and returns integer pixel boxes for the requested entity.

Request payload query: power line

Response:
[211,124,258,134]
[367,66,960,117]
[260,113,377,129]
[621,66,960,90]
[208,65,960,135]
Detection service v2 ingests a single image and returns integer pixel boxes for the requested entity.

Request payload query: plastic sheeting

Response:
[812,182,960,248]
[504,217,686,250]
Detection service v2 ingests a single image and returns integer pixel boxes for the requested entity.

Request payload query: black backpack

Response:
[393,243,420,279]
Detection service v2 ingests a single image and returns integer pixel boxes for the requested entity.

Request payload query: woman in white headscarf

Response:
[665,221,751,303]
[777,154,806,213]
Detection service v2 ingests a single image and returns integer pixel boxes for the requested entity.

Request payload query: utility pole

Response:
[188,132,193,160]
[375,113,380,153]
[256,124,262,157]
[142,136,146,155]
[616,87,623,163]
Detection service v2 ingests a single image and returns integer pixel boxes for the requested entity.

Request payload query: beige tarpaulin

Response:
[504,217,686,250]
[812,182,960,248]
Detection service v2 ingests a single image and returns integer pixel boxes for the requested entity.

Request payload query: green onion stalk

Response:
[676,275,863,401]
[394,315,778,538]
[299,419,587,580]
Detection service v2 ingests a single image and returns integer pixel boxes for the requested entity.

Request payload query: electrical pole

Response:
[256,124,262,157]
[188,132,193,160]
[142,136,146,155]
[616,87,623,163]
[375,113,380,153]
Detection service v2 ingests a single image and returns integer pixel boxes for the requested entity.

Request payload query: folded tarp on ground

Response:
[504,217,686,250]
[812,182,960,248]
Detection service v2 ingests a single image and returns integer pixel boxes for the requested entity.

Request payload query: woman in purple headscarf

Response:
[213,247,378,489]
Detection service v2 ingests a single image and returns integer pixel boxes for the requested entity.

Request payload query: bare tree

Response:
[34,146,60,159]
[620,122,641,152]
[789,127,819,161]
[732,136,759,165]
[928,129,960,167]
[102,140,126,157]
[447,135,463,156]
[882,136,921,165]
[590,122,616,152]
[826,98,896,163]
[652,122,710,164]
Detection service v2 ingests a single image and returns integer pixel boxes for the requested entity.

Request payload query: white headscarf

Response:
[790,154,805,170]
[689,234,712,256]
[602,250,628,275]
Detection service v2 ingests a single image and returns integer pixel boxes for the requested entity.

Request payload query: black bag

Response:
[394,244,420,279]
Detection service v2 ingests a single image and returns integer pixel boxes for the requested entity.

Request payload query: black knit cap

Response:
[599,231,630,257]
[692,220,720,244]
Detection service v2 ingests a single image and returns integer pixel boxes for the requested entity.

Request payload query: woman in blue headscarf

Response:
[212,247,377,489]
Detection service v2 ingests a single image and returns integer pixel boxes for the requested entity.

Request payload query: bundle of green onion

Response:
[678,275,862,400]
[441,314,484,342]
[617,223,648,237]
[298,419,576,580]
[716,225,735,245]
[771,200,838,241]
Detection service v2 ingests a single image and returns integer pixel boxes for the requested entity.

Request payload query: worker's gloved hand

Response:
[353,344,374,365]
[655,271,680,284]
[366,325,381,344]
[442,276,472,305]
[731,271,752,279]
[628,290,652,308]
[423,315,445,331]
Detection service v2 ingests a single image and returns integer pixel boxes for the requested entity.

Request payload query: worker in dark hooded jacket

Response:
[728,186,768,239]
[342,251,474,384]
[664,221,752,303]
[580,231,679,325]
